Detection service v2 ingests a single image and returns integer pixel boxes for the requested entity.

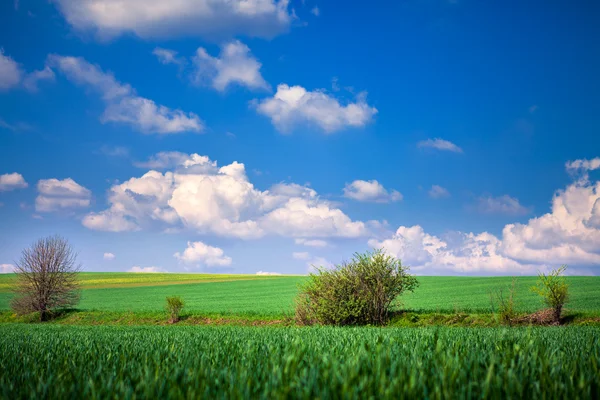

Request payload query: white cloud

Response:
[48,55,203,134]
[256,270,282,275]
[0,49,54,92]
[128,266,167,273]
[134,152,217,172]
[0,264,15,273]
[0,173,28,191]
[22,66,55,92]
[192,40,270,91]
[152,48,184,66]
[566,157,600,174]
[83,210,139,232]
[417,138,463,153]
[295,238,328,247]
[0,49,22,91]
[311,6,320,16]
[260,197,367,238]
[103,252,115,260]
[83,152,368,239]
[255,84,377,133]
[174,241,232,267]
[370,158,600,274]
[35,178,92,212]
[370,226,536,275]
[54,0,292,40]
[476,195,530,216]
[293,251,310,260]
[307,256,334,273]
[429,185,450,199]
[343,180,402,203]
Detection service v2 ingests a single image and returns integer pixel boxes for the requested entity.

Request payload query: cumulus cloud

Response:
[83,153,368,239]
[0,173,28,191]
[191,40,270,91]
[103,252,115,260]
[174,241,232,267]
[255,84,377,133]
[48,55,203,134]
[292,251,310,260]
[35,178,92,212]
[311,6,320,16]
[53,0,292,40]
[0,264,15,273]
[370,226,535,275]
[475,195,530,216]
[417,138,463,153]
[0,49,54,92]
[343,180,402,203]
[370,157,600,274]
[295,238,328,247]
[429,185,450,199]
[128,266,167,273]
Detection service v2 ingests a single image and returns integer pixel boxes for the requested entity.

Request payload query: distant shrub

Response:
[166,296,185,323]
[490,278,518,326]
[295,249,418,326]
[531,266,569,324]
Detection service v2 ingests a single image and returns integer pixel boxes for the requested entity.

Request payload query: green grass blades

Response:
[0,275,598,316]
[0,325,598,399]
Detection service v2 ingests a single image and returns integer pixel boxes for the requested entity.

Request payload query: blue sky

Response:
[1,0,599,275]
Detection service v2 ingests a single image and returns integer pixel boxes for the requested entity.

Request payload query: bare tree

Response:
[11,236,81,321]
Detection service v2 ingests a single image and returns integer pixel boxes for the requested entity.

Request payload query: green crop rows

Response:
[1,275,598,316]
[1,324,598,399]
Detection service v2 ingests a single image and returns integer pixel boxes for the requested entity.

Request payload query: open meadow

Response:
[1,273,599,319]
[1,272,599,398]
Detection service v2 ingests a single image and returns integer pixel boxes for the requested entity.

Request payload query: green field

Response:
[1,273,598,317]
[1,324,598,398]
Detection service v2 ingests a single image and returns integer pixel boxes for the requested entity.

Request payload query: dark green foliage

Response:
[0,325,599,398]
[296,249,418,326]
[531,266,570,323]
[165,296,185,323]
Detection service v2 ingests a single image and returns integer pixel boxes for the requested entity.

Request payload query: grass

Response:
[1,324,598,398]
[0,272,287,291]
[0,274,598,325]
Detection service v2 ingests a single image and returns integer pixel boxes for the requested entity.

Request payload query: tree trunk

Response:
[554,305,562,324]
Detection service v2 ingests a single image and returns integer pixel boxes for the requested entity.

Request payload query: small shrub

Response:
[165,296,185,323]
[490,278,518,326]
[531,265,569,324]
[295,249,419,326]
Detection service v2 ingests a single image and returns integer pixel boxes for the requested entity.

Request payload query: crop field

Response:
[1,324,598,398]
[1,274,599,317]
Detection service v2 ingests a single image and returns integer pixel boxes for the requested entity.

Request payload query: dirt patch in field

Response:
[515,309,559,326]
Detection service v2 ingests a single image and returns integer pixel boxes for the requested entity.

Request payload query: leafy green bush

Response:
[295,249,418,326]
[531,266,569,324]
[165,296,185,323]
